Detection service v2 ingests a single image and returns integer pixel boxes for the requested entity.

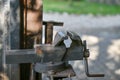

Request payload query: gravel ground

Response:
[43,12,120,31]
[43,13,120,80]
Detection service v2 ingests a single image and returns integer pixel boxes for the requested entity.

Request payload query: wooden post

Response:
[8,0,20,80]
[1,0,43,80]
[1,0,21,80]
[19,0,43,80]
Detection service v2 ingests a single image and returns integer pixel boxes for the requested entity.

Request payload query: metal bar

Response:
[45,22,53,44]
[6,45,66,64]
[43,21,64,26]
[6,45,83,64]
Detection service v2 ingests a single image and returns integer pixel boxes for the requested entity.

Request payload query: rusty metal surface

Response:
[34,62,67,73]
[47,64,76,78]
[43,21,63,26]
[44,21,63,44]
[45,22,54,44]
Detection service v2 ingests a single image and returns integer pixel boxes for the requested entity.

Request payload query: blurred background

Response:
[43,0,120,15]
[0,0,120,80]
[43,0,120,80]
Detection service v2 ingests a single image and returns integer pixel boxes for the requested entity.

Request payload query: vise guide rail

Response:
[6,45,83,64]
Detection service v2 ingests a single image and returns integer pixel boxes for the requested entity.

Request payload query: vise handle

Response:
[83,41,105,77]
[84,58,104,77]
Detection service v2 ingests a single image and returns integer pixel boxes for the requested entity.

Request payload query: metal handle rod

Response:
[84,58,104,77]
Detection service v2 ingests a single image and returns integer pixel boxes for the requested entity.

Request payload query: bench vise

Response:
[5,31,104,78]
[34,31,105,77]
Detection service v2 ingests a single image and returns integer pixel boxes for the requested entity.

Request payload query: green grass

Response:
[43,0,120,15]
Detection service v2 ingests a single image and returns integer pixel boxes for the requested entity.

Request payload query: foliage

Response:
[43,0,120,15]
